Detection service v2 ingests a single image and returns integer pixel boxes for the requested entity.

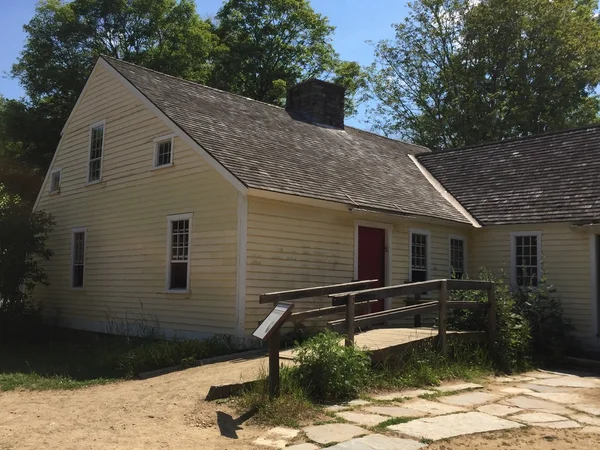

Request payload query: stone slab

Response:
[348,399,372,406]
[325,405,351,412]
[388,411,523,441]
[513,413,580,429]
[477,404,523,417]
[303,423,368,445]
[529,376,599,389]
[527,392,583,404]
[254,437,288,448]
[438,392,501,407]
[500,387,535,395]
[253,427,300,448]
[284,444,319,450]
[403,399,466,416]
[504,396,572,415]
[372,389,434,401]
[522,371,564,379]
[337,411,389,427]
[579,426,600,435]
[363,406,428,418]
[571,413,600,426]
[494,377,515,383]
[571,404,600,416]
[434,382,483,393]
[326,434,426,450]
[518,383,573,393]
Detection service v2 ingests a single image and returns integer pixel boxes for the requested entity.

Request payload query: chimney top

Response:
[286,79,345,129]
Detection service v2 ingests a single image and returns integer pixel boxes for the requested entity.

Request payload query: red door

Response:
[357,226,386,313]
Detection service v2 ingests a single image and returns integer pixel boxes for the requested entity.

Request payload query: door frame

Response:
[354,220,393,310]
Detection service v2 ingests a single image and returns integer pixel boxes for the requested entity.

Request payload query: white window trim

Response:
[510,231,542,288]
[409,228,431,282]
[86,120,106,185]
[70,227,87,289]
[448,234,467,277]
[165,213,193,293]
[152,134,175,169]
[49,168,62,194]
[353,220,393,310]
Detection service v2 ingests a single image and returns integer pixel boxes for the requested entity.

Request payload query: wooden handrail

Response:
[259,279,378,304]
[290,299,379,322]
[329,301,439,330]
[329,279,443,302]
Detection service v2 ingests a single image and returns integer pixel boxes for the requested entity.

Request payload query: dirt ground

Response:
[1,359,600,449]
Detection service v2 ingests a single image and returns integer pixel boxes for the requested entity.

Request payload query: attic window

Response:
[49,169,62,193]
[88,121,105,183]
[153,135,174,169]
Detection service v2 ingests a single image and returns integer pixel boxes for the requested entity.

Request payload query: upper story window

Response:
[166,213,193,292]
[71,227,86,288]
[410,229,429,282]
[450,237,465,278]
[153,135,174,169]
[511,232,542,287]
[49,168,62,193]
[88,121,105,183]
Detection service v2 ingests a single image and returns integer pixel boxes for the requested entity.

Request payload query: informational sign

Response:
[252,302,294,341]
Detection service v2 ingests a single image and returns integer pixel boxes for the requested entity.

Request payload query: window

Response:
[512,232,542,287]
[167,214,192,291]
[410,230,429,282]
[153,135,174,168]
[88,122,105,183]
[450,237,465,278]
[49,169,62,193]
[71,228,86,288]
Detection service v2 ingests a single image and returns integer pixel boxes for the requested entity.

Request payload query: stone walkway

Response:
[253,369,600,449]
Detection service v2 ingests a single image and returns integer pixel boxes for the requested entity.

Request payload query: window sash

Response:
[155,140,172,167]
[88,125,104,182]
[72,231,85,287]
[450,238,465,277]
[168,217,191,290]
[514,235,539,286]
[411,233,428,271]
[50,170,61,192]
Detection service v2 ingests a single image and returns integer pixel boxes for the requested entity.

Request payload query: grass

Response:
[0,327,240,391]
[372,416,414,431]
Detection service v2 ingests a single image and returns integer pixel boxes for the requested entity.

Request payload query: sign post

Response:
[252,302,294,398]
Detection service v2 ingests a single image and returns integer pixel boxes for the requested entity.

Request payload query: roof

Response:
[418,125,600,225]
[101,56,470,224]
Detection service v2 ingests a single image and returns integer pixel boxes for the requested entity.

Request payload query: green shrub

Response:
[293,330,371,402]
[448,268,572,372]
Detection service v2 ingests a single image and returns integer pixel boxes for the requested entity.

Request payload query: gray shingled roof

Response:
[418,126,600,225]
[102,56,469,224]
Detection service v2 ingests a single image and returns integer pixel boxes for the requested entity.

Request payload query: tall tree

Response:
[211,0,365,114]
[5,0,219,201]
[367,0,600,149]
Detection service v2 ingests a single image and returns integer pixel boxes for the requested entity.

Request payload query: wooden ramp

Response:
[280,326,485,363]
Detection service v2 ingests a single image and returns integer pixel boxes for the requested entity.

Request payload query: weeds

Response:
[372,416,414,431]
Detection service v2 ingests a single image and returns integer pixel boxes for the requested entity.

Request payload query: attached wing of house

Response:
[33,56,600,348]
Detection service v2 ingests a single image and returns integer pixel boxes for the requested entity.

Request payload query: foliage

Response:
[448,269,572,371]
[212,0,366,114]
[0,187,55,339]
[367,0,600,149]
[293,330,371,402]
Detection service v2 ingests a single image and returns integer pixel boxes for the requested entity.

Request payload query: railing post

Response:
[487,284,497,348]
[268,329,281,398]
[345,294,355,346]
[438,280,448,355]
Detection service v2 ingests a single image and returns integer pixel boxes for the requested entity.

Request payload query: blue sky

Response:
[0,0,410,127]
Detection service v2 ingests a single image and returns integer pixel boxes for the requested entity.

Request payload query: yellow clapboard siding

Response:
[34,63,240,337]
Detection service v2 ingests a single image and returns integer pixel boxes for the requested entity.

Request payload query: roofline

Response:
[100,56,248,194]
[408,154,482,228]
[419,122,600,157]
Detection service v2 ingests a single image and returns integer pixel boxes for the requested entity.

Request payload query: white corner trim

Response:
[509,231,543,287]
[409,228,431,282]
[99,57,247,195]
[409,154,481,228]
[354,220,393,309]
[235,193,248,337]
[590,234,599,338]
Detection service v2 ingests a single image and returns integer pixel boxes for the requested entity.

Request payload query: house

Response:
[33,56,600,349]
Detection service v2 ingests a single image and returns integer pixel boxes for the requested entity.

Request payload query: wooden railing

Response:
[258,278,496,354]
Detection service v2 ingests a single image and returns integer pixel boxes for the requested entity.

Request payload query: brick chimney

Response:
[286,79,346,129]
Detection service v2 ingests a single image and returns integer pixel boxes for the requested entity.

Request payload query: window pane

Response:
[89,125,103,181]
[411,233,427,272]
[72,231,85,287]
[156,140,172,166]
[450,238,464,277]
[170,262,188,289]
[514,234,539,287]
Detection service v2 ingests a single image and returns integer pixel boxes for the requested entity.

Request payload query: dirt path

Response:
[0,356,270,450]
